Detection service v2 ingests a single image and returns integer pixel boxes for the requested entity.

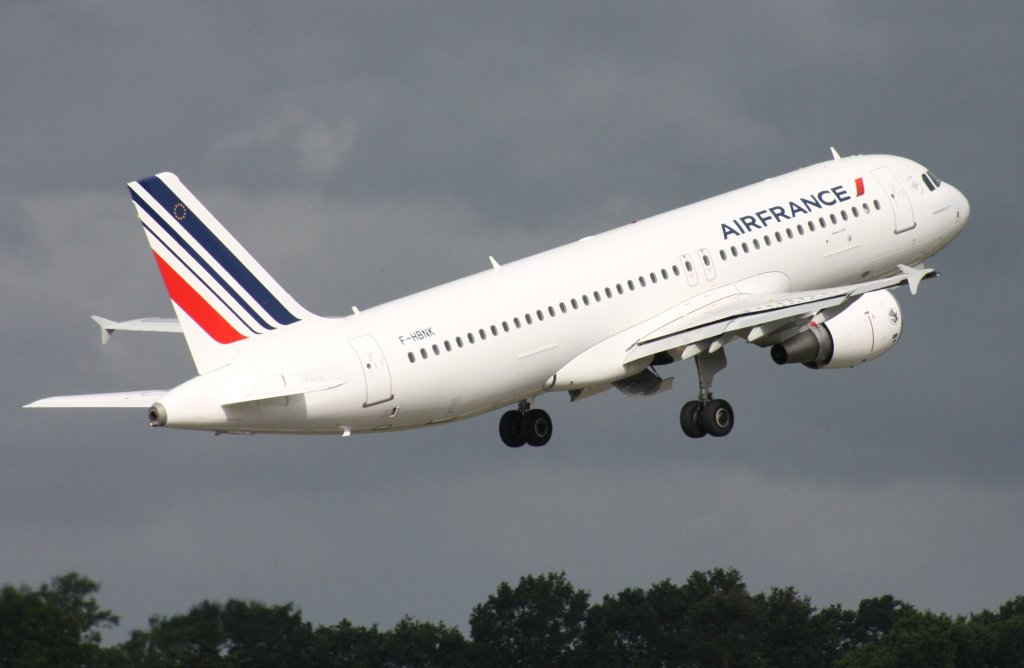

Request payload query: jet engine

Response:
[770,290,903,369]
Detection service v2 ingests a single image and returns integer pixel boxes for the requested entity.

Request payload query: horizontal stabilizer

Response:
[91,315,182,344]
[220,379,348,406]
[25,390,167,408]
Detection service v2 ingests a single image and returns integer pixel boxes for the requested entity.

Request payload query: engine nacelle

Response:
[770,290,903,369]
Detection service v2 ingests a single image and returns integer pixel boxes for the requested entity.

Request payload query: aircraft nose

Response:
[950,183,970,227]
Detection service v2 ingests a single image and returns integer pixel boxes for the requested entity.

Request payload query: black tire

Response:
[523,409,553,447]
[499,410,526,448]
[702,399,734,437]
[680,400,707,438]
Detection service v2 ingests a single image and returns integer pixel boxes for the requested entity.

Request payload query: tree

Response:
[121,598,313,667]
[834,609,957,668]
[470,572,589,667]
[0,572,119,668]
[381,616,471,667]
[681,568,766,668]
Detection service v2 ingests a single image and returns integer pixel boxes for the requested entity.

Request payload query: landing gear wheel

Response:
[701,399,734,437]
[499,411,525,448]
[522,409,552,447]
[680,401,707,438]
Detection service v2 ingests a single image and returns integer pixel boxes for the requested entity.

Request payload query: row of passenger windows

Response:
[407,264,690,363]
[718,200,881,260]
[408,199,884,364]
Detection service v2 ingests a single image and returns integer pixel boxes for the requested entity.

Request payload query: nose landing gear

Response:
[680,349,735,438]
[499,400,552,448]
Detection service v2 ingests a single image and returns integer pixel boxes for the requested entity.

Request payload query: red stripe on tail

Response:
[153,252,245,344]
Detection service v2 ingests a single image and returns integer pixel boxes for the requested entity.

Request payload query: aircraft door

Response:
[680,254,699,286]
[348,334,394,407]
[871,167,916,233]
[698,248,717,281]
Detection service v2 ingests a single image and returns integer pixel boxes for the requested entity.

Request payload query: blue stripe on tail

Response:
[130,189,274,332]
[136,176,300,326]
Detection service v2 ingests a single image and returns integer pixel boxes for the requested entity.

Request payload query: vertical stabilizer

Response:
[127,173,317,373]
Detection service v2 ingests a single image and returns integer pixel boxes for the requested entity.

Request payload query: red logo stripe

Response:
[855,177,865,197]
[152,252,245,344]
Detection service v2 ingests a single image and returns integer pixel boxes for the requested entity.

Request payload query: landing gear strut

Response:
[499,400,552,448]
[679,349,735,438]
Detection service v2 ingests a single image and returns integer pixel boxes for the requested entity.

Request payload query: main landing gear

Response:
[499,400,552,448]
[679,349,735,438]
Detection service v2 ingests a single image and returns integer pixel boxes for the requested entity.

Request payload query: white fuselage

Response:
[154,154,969,434]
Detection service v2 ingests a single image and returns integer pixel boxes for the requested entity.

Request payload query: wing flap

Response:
[25,390,167,408]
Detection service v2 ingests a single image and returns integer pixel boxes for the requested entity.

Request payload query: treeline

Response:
[2,569,1023,667]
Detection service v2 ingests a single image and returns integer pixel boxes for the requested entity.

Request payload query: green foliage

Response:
[2,569,1024,667]
[0,572,119,668]
[470,572,590,667]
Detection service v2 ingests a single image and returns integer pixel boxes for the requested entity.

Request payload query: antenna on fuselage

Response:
[830,146,842,160]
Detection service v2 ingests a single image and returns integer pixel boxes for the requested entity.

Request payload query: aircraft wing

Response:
[91,315,182,344]
[624,264,935,365]
[24,390,168,408]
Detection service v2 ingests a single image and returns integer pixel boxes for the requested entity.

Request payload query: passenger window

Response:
[513,318,521,329]
[560,303,567,313]
[535,310,543,322]
[503,321,510,332]
[763,235,771,247]
[444,341,452,352]
[432,344,440,355]
[456,336,464,347]
[491,325,498,335]
[468,333,476,343]
[775,231,782,242]
[752,239,760,250]
[571,298,579,308]
[605,287,613,298]
[548,306,556,317]
[420,348,428,359]
[593,291,601,302]
[627,280,635,291]
[408,352,415,363]
[582,295,590,306]
[797,225,804,235]
[841,210,848,221]
[852,207,859,218]
[873,199,881,210]
[830,213,837,225]
[820,216,827,227]
[617,284,624,294]
[702,255,710,266]
[731,246,739,257]
[742,242,749,253]
[808,221,815,232]
[672,265,680,276]
[786,228,794,239]
[719,249,727,260]
[524,314,533,325]
[638,276,646,287]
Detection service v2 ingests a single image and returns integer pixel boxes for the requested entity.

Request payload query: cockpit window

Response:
[922,170,942,192]
[927,170,941,187]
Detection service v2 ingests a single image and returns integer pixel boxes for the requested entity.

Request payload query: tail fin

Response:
[127,173,317,373]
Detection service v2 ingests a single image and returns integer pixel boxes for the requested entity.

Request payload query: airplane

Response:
[26,150,969,446]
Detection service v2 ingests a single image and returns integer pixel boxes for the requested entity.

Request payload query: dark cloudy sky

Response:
[3,1,1021,641]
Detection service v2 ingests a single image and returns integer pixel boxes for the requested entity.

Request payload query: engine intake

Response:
[771,290,903,369]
